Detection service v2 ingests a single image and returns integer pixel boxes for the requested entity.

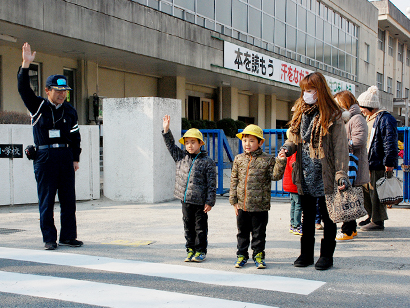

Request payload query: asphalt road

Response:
[0,196,409,307]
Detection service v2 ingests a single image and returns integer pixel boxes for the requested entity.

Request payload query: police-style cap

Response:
[46,75,72,90]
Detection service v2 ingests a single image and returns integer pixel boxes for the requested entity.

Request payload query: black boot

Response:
[315,239,336,270]
[294,237,314,267]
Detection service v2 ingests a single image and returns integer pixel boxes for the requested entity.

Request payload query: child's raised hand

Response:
[163,114,170,133]
[277,148,286,159]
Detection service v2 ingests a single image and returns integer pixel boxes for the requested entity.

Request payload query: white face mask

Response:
[303,91,317,105]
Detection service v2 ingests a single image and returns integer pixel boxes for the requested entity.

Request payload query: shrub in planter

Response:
[235,120,247,131]
[0,111,31,124]
[217,118,237,138]
[190,120,206,129]
[204,120,217,129]
[182,118,191,130]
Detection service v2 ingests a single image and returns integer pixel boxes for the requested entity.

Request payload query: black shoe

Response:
[44,242,57,250]
[59,239,84,247]
[315,257,333,270]
[360,222,384,231]
[294,255,314,267]
[358,217,371,227]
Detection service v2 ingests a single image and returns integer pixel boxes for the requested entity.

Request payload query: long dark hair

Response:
[290,72,342,136]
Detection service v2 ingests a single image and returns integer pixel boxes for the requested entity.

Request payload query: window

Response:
[378,29,385,50]
[405,88,409,99]
[365,43,370,62]
[398,43,403,62]
[388,36,394,56]
[29,63,41,97]
[397,81,402,98]
[377,73,383,91]
[387,77,392,94]
[407,49,410,66]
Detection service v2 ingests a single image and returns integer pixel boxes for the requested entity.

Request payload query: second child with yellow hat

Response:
[230,124,287,269]
[162,115,216,262]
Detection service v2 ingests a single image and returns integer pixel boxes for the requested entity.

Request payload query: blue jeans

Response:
[315,198,322,224]
[290,193,302,227]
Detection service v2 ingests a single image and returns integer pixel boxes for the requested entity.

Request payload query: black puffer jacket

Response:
[163,130,216,206]
[368,111,398,170]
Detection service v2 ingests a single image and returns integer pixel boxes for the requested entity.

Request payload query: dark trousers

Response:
[181,202,208,254]
[236,209,268,260]
[341,220,357,236]
[363,169,388,222]
[34,148,77,243]
[300,195,336,258]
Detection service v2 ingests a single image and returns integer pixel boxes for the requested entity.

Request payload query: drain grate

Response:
[0,228,25,235]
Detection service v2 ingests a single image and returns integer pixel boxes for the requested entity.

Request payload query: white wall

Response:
[0,124,100,206]
[103,97,181,203]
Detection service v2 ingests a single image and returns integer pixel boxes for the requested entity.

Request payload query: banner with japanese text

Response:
[223,41,355,95]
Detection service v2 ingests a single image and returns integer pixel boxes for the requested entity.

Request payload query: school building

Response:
[0,0,408,128]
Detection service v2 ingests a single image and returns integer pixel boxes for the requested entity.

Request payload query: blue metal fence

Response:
[397,127,409,202]
[237,129,288,197]
[182,129,234,195]
[182,128,410,202]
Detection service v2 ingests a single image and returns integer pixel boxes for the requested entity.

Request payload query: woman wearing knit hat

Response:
[357,86,398,231]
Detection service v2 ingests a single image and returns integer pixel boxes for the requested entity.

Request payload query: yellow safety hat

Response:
[179,128,205,145]
[236,124,265,142]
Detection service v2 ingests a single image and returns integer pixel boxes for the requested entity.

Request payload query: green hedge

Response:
[0,111,31,124]
[182,118,247,138]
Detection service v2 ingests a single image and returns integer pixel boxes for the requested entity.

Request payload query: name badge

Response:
[49,129,61,138]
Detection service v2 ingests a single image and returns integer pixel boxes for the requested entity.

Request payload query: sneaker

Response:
[192,252,206,262]
[234,255,248,268]
[293,225,303,236]
[289,225,295,233]
[352,231,358,237]
[336,231,354,241]
[254,252,266,269]
[360,222,384,231]
[44,242,57,250]
[185,248,195,262]
[58,239,83,247]
[358,217,371,227]
[315,223,324,230]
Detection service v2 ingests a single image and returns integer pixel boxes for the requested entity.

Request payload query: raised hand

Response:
[163,114,170,133]
[22,42,36,68]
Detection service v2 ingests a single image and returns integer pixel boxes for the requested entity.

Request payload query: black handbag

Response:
[25,145,37,160]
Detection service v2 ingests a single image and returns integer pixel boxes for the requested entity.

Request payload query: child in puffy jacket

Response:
[162,115,216,263]
[283,150,303,236]
[230,124,286,269]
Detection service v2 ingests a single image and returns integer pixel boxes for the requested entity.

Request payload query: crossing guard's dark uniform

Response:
[17,67,81,244]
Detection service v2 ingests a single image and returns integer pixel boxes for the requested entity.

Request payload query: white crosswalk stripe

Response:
[0,247,325,295]
[0,247,326,307]
[0,271,277,308]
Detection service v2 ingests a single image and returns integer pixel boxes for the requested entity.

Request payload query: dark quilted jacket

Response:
[229,148,286,212]
[368,111,398,170]
[163,130,216,206]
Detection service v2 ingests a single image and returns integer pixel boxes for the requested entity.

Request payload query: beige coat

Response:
[283,116,349,195]
[345,104,370,186]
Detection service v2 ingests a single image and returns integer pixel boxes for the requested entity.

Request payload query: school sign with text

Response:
[224,41,355,95]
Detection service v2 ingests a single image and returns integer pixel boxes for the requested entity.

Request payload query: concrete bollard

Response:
[103,97,181,203]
